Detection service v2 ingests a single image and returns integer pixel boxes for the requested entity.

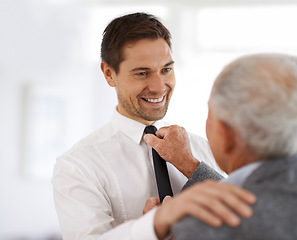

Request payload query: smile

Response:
[143,96,165,103]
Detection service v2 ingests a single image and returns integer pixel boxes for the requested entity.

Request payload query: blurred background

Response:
[1,0,297,239]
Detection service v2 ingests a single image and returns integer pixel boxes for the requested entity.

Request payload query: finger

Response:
[185,181,255,225]
[180,185,241,227]
[227,184,257,204]
[149,197,160,204]
[143,197,160,214]
[162,195,173,204]
[202,182,255,218]
[156,125,183,139]
[197,180,256,205]
[219,189,255,219]
[155,126,170,138]
[183,203,223,227]
[208,183,256,219]
[194,194,242,227]
[143,134,161,148]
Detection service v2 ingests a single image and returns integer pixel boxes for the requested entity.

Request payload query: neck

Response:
[228,155,262,174]
[116,106,157,126]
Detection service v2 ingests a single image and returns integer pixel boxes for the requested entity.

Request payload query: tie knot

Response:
[144,125,157,135]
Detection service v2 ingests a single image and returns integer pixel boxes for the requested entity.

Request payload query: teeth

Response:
[145,96,164,103]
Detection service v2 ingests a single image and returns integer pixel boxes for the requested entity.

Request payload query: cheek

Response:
[206,118,218,156]
[169,75,176,89]
[117,80,140,97]
[206,120,227,172]
[164,72,176,89]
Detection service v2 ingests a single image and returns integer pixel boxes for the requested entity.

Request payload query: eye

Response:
[135,71,147,76]
[162,68,172,74]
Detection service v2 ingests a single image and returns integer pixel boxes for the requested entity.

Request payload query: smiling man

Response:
[101,37,175,125]
[52,12,253,240]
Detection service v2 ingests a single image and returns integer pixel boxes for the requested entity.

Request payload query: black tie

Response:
[144,125,173,202]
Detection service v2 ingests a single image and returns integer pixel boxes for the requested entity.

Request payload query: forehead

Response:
[121,38,173,68]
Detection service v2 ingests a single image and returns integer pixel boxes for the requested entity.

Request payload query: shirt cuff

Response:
[131,207,158,240]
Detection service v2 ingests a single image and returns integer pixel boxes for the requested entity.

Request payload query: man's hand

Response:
[143,197,161,214]
[143,196,172,214]
[153,180,257,239]
[144,125,199,178]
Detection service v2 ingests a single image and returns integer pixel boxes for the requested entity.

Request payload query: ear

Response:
[100,61,116,87]
[218,120,236,155]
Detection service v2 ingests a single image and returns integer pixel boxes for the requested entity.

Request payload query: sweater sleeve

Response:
[182,162,225,190]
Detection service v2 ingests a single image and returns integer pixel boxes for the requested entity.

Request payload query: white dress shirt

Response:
[52,109,222,240]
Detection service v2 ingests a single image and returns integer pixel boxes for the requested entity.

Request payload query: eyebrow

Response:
[164,61,175,67]
[131,61,175,72]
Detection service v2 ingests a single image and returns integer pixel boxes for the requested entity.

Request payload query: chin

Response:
[142,109,168,121]
[144,115,164,122]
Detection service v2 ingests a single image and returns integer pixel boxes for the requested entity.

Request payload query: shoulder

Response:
[55,122,119,173]
[53,123,118,184]
[62,122,117,156]
[242,159,297,235]
[171,216,235,240]
[241,158,297,238]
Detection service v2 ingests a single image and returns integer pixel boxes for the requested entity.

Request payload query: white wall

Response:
[0,0,115,238]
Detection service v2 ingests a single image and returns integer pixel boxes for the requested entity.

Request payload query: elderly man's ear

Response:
[101,62,116,87]
[218,120,238,155]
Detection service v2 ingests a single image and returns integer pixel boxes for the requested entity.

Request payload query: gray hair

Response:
[210,53,297,158]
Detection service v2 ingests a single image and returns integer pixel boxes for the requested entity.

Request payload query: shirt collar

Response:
[111,108,168,145]
[221,161,264,186]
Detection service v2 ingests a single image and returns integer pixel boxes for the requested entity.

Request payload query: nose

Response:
[147,74,166,93]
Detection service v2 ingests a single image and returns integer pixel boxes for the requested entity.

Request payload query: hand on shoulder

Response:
[152,180,256,239]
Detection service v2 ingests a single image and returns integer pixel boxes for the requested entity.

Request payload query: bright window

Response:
[164,5,297,138]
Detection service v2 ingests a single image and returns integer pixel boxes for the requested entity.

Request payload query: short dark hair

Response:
[101,12,172,74]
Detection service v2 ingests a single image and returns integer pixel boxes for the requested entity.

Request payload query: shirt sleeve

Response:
[131,208,158,240]
[52,156,158,240]
[92,208,158,240]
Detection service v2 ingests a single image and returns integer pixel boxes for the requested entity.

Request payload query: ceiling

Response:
[81,0,297,7]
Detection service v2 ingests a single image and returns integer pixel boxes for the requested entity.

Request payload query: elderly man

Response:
[144,53,297,239]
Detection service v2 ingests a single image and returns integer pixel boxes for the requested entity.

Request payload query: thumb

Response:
[143,134,160,148]
[162,195,173,204]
